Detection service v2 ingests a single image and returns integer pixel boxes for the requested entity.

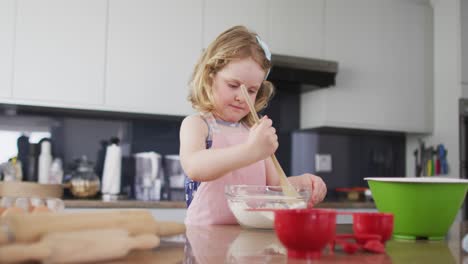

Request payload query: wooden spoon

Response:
[240,84,300,197]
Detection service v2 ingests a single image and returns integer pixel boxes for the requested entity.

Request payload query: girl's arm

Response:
[180,115,276,182]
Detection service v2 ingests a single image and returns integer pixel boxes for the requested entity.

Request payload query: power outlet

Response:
[315,154,332,173]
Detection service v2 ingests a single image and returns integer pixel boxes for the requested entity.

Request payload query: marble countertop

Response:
[96,221,467,264]
[63,199,376,209]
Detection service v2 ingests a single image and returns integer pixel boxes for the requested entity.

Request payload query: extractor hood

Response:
[267,54,338,93]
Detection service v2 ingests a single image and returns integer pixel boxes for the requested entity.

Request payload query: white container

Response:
[38,141,52,184]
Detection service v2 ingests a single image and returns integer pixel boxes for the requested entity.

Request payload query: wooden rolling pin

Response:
[0,209,185,245]
[0,228,160,263]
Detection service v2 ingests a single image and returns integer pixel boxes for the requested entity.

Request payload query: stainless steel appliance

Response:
[164,155,185,201]
[134,152,164,201]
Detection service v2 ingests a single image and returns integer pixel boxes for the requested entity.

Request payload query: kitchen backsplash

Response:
[292,127,406,201]
[0,104,183,199]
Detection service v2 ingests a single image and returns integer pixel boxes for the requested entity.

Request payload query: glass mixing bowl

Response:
[225,185,311,229]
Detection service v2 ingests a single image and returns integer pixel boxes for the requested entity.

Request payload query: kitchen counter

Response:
[97,221,467,264]
[63,199,376,209]
[63,199,187,209]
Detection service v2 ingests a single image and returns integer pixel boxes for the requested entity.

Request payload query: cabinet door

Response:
[0,0,15,98]
[105,0,202,116]
[13,0,106,106]
[302,0,432,133]
[203,0,268,48]
[268,0,324,58]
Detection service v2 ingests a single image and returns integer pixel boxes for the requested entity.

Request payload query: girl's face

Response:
[211,57,265,123]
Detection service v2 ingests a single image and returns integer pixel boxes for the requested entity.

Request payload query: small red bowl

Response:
[353,212,394,243]
[274,209,336,260]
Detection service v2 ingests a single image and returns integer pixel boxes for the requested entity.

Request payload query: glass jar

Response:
[70,156,100,198]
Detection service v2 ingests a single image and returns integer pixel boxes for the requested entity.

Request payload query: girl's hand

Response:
[288,174,327,206]
[246,116,278,160]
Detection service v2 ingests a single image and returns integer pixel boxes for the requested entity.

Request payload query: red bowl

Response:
[352,212,394,243]
[274,209,336,260]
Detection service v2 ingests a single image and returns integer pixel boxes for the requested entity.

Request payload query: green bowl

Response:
[365,177,468,240]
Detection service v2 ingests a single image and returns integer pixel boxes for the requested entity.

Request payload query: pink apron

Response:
[185,113,267,225]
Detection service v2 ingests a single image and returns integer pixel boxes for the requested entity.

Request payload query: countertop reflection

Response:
[100,221,467,264]
[183,225,459,264]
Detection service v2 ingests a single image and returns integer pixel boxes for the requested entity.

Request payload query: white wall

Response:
[462,0,468,95]
[0,0,15,98]
[406,0,462,177]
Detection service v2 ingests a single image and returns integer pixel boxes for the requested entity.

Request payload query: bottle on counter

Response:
[38,140,52,184]
[16,134,29,181]
[2,158,22,181]
[12,158,23,181]
[49,158,63,184]
[25,143,39,182]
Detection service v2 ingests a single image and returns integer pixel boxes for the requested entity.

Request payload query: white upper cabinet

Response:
[301,0,433,133]
[105,0,202,116]
[268,0,324,58]
[0,0,15,98]
[203,0,268,48]
[13,0,107,106]
[0,0,434,126]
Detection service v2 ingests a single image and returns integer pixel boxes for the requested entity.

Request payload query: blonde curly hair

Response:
[188,25,275,127]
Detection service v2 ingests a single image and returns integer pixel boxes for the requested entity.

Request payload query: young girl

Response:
[180,25,327,225]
